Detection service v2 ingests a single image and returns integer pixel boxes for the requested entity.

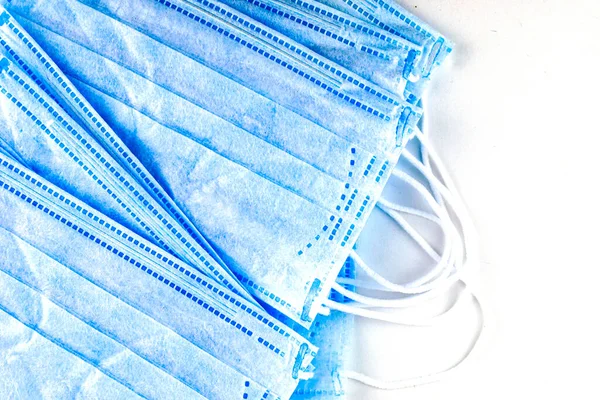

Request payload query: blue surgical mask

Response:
[0,6,231,276]
[0,153,317,398]
[17,15,397,195]
[0,255,208,400]
[62,52,390,225]
[0,225,280,400]
[83,0,417,149]
[0,13,255,304]
[3,0,421,327]
[214,0,424,94]
[73,77,366,329]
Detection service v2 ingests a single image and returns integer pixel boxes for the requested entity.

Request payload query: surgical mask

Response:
[4,0,421,326]
[0,153,317,398]
[313,0,453,101]
[0,254,207,400]
[57,54,370,215]
[214,0,424,94]
[0,7,231,276]
[0,14,254,303]
[88,0,421,158]
[75,77,364,329]
[7,0,417,187]
[16,14,395,198]
[0,225,280,400]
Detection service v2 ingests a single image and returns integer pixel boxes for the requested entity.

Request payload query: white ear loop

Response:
[338,285,486,390]
[326,106,485,390]
[377,200,463,290]
[325,281,470,325]
[325,136,473,315]
[329,102,469,300]
[329,111,477,301]
[327,139,467,311]
[345,168,461,291]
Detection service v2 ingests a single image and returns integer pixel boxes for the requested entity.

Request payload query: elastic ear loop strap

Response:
[329,142,465,308]
[325,176,466,319]
[326,124,484,389]
[338,287,486,390]
[332,119,468,298]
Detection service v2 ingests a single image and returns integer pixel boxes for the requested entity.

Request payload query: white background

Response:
[348,0,600,398]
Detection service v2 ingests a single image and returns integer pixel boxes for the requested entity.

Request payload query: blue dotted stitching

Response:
[0,156,311,354]
[358,44,390,60]
[372,0,433,39]
[348,147,356,178]
[342,0,423,40]
[355,195,371,219]
[0,38,63,107]
[341,221,356,247]
[242,0,400,62]
[0,21,228,293]
[245,0,358,48]
[363,156,376,176]
[156,0,399,120]
[276,0,409,48]
[257,336,282,356]
[343,189,357,212]
[0,63,243,297]
[299,145,370,251]
[242,381,250,400]
[237,274,296,318]
[375,160,389,183]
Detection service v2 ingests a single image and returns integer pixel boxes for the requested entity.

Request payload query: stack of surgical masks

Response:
[0,1,473,399]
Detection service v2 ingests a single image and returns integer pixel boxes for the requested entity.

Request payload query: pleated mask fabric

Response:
[0,151,317,399]
[3,0,421,326]
[0,10,255,303]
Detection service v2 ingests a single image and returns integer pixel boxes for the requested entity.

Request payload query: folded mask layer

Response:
[72,77,366,329]
[0,249,208,400]
[0,310,142,400]
[0,153,317,399]
[15,14,395,191]
[315,0,453,81]
[0,18,254,303]
[214,0,423,94]
[0,6,233,277]
[6,0,419,152]
[31,25,394,227]
[3,0,419,326]
[23,29,392,328]
[0,224,281,400]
